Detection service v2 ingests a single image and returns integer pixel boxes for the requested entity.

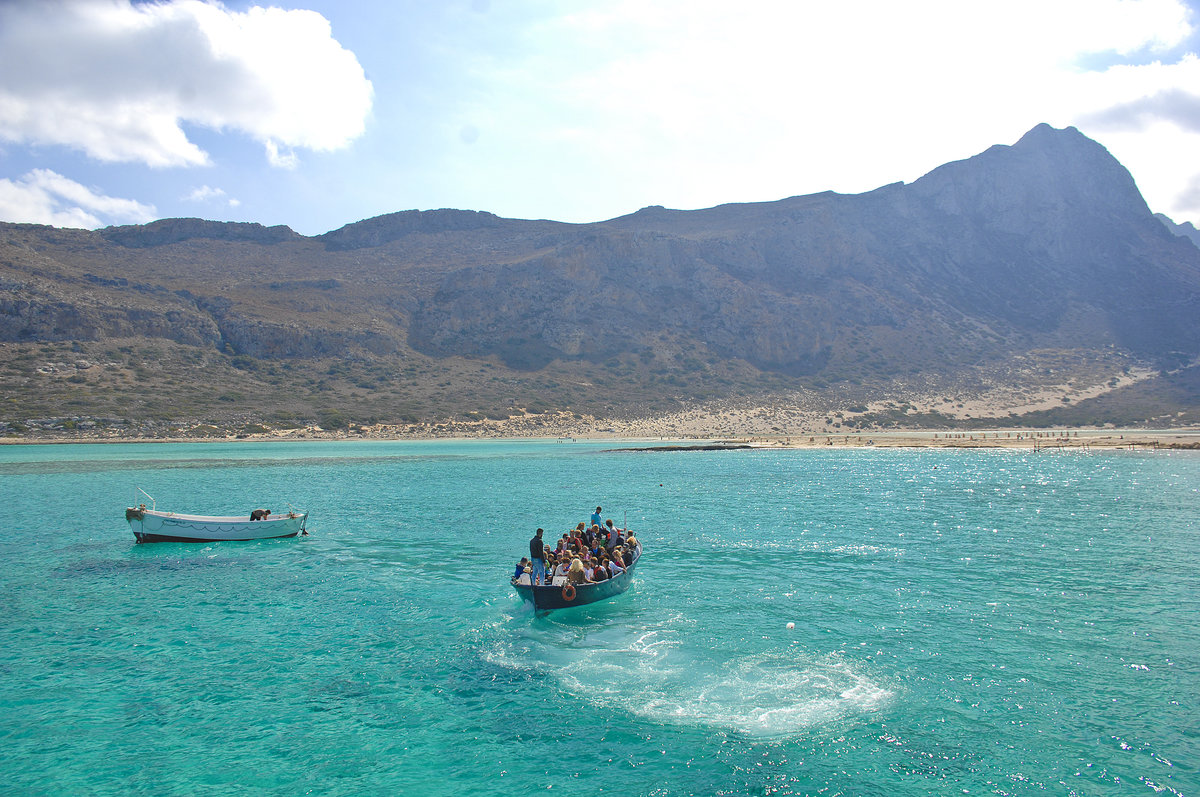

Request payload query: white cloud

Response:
[265,140,299,170]
[1178,173,1200,208]
[184,185,226,202]
[0,0,373,168]
[183,184,239,207]
[0,169,156,228]
[445,0,1200,223]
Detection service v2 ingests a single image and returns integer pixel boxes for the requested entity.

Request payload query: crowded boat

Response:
[511,506,643,610]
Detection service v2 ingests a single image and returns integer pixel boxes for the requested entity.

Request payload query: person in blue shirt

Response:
[590,506,603,528]
[513,557,530,580]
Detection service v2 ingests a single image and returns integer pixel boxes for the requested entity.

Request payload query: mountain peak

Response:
[100,218,301,248]
[318,208,507,250]
[1014,122,1086,148]
[910,123,1150,223]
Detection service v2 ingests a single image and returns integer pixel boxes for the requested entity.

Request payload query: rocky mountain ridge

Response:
[1,123,1198,433]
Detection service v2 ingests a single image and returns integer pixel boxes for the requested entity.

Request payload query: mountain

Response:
[1156,212,1200,249]
[2,124,1199,435]
[405,124,1199,373]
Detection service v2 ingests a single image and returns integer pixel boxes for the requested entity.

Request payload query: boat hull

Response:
[126,508,307,543]
[512,544,641,610]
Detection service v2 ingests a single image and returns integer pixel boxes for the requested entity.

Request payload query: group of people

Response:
[514,506,639,587]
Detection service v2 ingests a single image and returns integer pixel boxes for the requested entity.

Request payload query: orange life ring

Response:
[562,583,577,601]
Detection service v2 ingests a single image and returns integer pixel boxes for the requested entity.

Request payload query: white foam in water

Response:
[492,621,894,738]
[623,654,894,737]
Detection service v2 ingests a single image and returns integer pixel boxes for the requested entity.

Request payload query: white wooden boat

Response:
[125,505,308,543]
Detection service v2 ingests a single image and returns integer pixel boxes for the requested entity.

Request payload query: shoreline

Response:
[3,427,1199,450]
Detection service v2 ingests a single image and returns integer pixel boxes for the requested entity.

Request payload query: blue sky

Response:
[3,0,1200,236]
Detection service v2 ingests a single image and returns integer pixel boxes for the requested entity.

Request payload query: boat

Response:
[125,504,308,543]
[512,541,642,610]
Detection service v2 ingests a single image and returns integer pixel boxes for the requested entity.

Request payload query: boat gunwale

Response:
[128,508,305,526]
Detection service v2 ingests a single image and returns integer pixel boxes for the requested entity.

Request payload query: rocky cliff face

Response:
[2,125,1199,407]
[405,124,1200,373]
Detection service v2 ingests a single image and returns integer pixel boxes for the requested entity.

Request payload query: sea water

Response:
[0,440,1197,796]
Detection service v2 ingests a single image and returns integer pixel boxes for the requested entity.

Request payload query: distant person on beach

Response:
[529,528,546,585]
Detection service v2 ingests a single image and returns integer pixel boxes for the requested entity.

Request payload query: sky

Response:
[2,0,1200,236]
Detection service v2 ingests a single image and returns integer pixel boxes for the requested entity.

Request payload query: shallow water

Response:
[1,440,1197,795]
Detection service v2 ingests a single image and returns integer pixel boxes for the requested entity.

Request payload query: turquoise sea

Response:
[1,439,1197,796]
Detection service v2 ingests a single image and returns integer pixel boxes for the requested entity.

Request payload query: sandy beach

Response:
[5,407,1198,450]
[7,352,1196,449]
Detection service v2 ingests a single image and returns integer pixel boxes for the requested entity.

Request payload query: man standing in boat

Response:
[529,528,547,585]
[590,506,603,529]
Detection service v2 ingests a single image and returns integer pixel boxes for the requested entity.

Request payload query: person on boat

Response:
[250,508,270,521]
[607,555,624,577]
[514,557,530,580]
[529,528,547,585]
[591,557,608,581]
[590,506,603,529]
[515,566,533,586]
[567,557,591,585]
[553,557,571,581]
[621,539,637,567]
[604,518,618,547]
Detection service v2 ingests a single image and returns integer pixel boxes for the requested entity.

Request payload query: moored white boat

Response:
[125,505,308,543]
